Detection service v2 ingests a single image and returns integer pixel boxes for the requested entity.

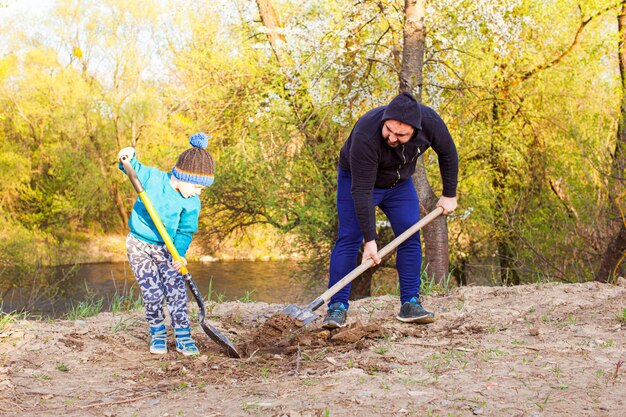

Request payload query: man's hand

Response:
[172,257,188,273]
[437,196,457,215]
[117,147,135,162]
[362,240,381,267]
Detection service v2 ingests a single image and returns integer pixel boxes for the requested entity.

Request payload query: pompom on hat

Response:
[171,132,215,187]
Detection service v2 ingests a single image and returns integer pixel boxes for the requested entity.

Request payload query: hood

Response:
[381,92,422,131]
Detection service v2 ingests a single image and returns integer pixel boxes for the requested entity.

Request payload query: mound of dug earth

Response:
[1,281,625,416]
[234,312,387,357]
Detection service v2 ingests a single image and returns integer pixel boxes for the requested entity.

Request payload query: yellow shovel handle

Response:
[137,192,189,275]
[120,156,189,275]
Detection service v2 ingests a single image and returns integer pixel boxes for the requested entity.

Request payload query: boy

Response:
[118,132,214,356]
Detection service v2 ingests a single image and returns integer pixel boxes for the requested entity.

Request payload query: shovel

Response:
[282,206,444,325]
[120,155,240,358]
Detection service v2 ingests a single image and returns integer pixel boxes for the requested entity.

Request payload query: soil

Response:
[1,280,625,417]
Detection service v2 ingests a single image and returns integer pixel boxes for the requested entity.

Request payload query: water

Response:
[1,261,323,318]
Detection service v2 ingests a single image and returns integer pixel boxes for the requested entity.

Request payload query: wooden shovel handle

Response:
[319,206,444,304]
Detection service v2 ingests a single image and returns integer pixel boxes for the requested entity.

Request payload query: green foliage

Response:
[0,217,44,266]
[66,292,104,320]
[420,269,455,296]
[238,290,255,303]
[55,363,69,372]
[112,316,139,333]
[0,0,622,288]
[109,286,143,314]
[424,0,620,282]
[0,310,27,334]
[0,148,30,209]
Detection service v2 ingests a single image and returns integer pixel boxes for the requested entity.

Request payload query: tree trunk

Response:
[413,157,449,281]
[489,105,520,286]
[597,1,626,282]
[401,0,450,283]
[498,240,519,285]
[597,223,626,282]
[255,0,285,61]
[89,132,127,229]
[255,0,325,146]
[399,0,426,94]
[114,186,129,229]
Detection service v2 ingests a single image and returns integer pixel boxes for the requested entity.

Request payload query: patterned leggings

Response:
[126,234,190,329]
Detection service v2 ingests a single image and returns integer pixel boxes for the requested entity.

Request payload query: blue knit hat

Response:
[171,132,214,186]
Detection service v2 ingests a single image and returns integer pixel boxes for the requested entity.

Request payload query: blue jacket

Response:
[119,157,200,257]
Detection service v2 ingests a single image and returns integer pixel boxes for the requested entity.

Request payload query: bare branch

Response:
[509,2,620,87]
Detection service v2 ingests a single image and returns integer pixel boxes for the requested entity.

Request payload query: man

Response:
[323,92,458,329]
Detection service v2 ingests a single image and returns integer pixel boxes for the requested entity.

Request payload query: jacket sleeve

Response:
[428,115,458,197]
[118,156,153,185]
[173,200,200,257]
[349,133,380,241]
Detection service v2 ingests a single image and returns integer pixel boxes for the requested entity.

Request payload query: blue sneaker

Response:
[149,324,168,354]
[174,327,200,357]
[396,297,435,324]
[322,302,347,329]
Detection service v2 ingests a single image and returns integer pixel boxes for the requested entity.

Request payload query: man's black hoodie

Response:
[338,92,458,241]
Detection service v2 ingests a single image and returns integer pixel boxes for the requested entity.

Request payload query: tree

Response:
[396,0,452,284]
[597,0,626,282]
[166,1,342,257]
[419,0,619,284]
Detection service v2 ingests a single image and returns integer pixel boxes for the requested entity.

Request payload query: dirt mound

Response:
[237,313,304,356]
[1,282,625,416]
[234,312,387,357]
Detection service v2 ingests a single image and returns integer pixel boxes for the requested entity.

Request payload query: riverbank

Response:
[1,281,625,416]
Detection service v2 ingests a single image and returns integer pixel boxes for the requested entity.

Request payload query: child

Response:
[118,132,214,356]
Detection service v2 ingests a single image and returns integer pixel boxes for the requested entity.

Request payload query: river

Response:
[1,261,323,318]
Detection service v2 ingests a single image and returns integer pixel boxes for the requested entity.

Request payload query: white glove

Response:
[117,147,135,162]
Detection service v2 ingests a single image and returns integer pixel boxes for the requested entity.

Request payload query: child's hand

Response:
[118,147,135,162]
[172,257,188,273]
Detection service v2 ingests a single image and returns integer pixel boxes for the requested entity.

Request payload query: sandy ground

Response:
[1,280,625,417]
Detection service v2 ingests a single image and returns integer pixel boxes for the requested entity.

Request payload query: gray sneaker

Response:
[322,302,347,329]
[396,297,435,324]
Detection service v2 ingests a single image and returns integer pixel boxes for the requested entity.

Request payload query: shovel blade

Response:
[282,304,320,325]
[200,321,240,358]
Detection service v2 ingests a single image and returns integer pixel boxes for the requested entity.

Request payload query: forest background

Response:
[1,0,625,299]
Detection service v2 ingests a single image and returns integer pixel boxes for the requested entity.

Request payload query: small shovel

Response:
[120,156,240,358]
[282,206,444,325]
